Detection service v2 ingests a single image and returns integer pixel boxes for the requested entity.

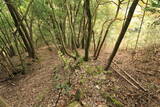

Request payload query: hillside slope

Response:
[0,46,159,107]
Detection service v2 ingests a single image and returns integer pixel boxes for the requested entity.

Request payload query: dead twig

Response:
[7,81,16,86]
[113,60,147,92]
[110,66,139,90]
[54,88,62,107]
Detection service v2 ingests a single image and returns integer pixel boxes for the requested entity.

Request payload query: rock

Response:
[67,101,82,107]
[98,105,108,107]
[95,85,101,90]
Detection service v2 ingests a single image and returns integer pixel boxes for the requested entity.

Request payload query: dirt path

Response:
[0,47,59,107]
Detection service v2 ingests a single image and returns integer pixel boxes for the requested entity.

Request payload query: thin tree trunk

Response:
[105,0,140,70]
[4,0,36,58]
[84,0,92,61]
[135,0,148,50]
[94,0,121,59]
[38,22,52,51]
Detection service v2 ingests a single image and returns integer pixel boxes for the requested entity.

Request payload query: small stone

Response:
[96,85,100,90]
[97,104,108,107]
[67,101,82,107]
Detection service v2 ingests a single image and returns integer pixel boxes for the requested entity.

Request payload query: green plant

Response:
[101,92,124,107]
[55,81,72,95]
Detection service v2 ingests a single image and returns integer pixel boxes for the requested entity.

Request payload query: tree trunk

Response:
[105,0,140,70]
[84,0,92,61]
[4,0,36,58]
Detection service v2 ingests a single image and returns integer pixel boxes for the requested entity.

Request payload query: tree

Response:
[4,0,36,58]
[84,0,92,61]
[105,0,140,70]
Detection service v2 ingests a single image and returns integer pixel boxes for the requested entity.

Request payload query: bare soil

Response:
[0,46,160,107]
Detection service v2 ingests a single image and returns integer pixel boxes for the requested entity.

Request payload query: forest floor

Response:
[0,46,160,107]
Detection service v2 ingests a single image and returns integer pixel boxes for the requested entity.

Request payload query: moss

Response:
[105,70,113,74]
[100,92,124,107]
[67,101,81,107]
[0,97,9,107]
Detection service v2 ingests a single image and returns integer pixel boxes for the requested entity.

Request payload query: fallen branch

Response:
[54,89,62,107]
[110,66,139,90]
[113,60,147,92]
